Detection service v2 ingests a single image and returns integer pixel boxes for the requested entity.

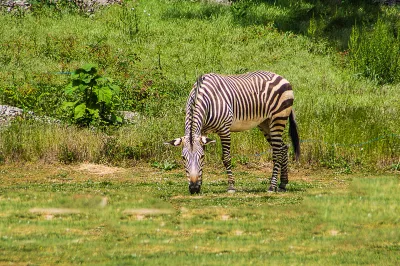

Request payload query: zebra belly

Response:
[230,117,266,132]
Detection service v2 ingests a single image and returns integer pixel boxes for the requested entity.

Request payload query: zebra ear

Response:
[164,138,183,146]
[201,136,216,145]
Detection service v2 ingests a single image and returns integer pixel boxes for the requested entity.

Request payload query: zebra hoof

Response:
[267,186,277,193]
[227,188,236,193]
[278,187,287,192]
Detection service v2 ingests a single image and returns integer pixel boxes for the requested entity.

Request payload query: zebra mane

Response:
[189,75,203,146]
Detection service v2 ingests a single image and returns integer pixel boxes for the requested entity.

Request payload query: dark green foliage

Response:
[349,18,400,84]
[62,64,122,127]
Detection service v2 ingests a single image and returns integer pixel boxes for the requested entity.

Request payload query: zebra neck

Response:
[186,75,206,143]
[186,111,204,141]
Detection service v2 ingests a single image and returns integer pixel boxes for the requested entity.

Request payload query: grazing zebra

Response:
[165,71,300,194]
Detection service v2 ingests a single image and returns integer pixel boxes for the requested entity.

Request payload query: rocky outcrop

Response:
[0,105,61,127]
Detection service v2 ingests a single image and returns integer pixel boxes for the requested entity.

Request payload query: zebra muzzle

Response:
[187,162,202,194]
[189,175,202,194]
[189,181,201,194]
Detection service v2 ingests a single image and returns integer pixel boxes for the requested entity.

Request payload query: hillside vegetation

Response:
[0,0,399,171]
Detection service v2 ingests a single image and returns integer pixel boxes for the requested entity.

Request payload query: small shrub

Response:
[58,144,78,164]
[320,148,352,173]
[61,64,123,128]
[231,0,251,21]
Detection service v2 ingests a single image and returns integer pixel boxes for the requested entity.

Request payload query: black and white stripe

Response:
[166,71,300,193]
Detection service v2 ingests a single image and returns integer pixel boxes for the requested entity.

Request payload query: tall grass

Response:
[349,17,400,84]
[0,0,399,170]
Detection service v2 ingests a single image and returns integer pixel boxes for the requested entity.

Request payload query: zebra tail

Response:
[289,110,300,161]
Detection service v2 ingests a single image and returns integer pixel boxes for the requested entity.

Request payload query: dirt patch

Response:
[123,208,174,220]
[29,208,81,214]
[221,214,230,220]
[77,163,125,175]
[123,208,174,215]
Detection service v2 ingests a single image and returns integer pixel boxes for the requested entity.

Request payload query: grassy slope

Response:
[0,163,399,265]
[0,0,399,169]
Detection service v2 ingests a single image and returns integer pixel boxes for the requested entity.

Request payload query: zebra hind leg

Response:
[257,121,281,192]
[268,146,283,192]
[278,144,289,192]
[223,159,235,193]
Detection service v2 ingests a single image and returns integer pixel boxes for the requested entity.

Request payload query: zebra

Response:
[165,71,300,194]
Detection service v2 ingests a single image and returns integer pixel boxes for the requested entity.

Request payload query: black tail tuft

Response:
[289,110,300,161]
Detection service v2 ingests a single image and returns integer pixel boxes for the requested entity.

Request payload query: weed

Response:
[151,160,178,171]
[320,147,352,173]
[390,162,400,171]
[235,155,250,166]
[118,2,140,39]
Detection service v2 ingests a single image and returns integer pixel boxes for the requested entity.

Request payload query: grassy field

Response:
[0,163,399,265]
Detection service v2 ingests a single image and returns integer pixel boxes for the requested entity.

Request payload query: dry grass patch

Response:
[123,208,175,220]
[77,163,125,175]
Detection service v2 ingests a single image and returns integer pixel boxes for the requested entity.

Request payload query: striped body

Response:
[166,71,300,194]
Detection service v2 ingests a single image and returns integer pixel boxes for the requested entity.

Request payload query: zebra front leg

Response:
[219,131,235,193]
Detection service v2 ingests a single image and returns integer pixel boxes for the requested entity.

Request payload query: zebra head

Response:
[165,135,215,194]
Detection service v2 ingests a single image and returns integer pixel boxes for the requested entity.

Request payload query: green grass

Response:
[0,0,399,169]
[0,163,399,265]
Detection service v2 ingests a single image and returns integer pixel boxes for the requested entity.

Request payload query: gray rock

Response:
[0,105,60,128]
[119,111,141,124]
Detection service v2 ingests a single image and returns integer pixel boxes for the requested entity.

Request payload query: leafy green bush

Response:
[349,18,400,84]
[62,64,122,127]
